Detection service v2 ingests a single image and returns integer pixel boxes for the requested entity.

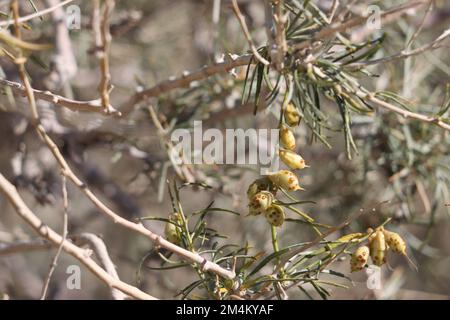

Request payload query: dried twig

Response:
[231,0,269,66]
[0,78,121,115]
[93,0,115,113]
[292,0,428,53]
[0,238,52,256]
[7,1,235,281]
[348,28,450,68]
[0,173,156,300]
[0,0,73,27]
[40,173,69,300]
[271,0,287,71]
[365,94,450,131]
[72,233,127,300]
[120,54,252,114]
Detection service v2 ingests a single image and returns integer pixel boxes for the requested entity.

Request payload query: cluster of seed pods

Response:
[350,226,408,272]
[245,103,309,227]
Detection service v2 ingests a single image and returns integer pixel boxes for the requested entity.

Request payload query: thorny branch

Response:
[0,173,157,300]
[6,0,235,284]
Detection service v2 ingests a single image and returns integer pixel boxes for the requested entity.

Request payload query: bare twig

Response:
[231,0,269,66]
[72,233,127,300]
[327,0,340,24]
[292,1,428,53]
[94,0,115,113]
[348,27,450,68]
[406,0,434,50]
[0,238,52,256]
[0,173,156,300]
[44,0,78,88]
[40,173,69,300]
[0,78,121,115]
[0,0,73,27]
[8,1,235,281]
[365,94,450,131]
[120,54,252,115]
[272,0,287,71]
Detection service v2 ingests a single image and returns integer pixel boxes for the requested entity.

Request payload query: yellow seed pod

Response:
[248,191,274,216]
[280,126,296,150]
[369,230,387,266]
[279,149,307,170]
[284,103,301,126]
[350,245,370,272]
[164,214,181,244]
[265,204,285,227]
[247,177,277,200]
[383,229,406,255]
[268,170,303,191]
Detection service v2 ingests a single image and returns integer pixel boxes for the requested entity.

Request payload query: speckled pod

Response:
[284,103,301,126]
[350,245,370,272]
[248,191,274,216]
[280,126,296,150]
[247,177,277,200]
[369,230,387,266]
[279,149,307,170]
[268,170,303,191]
[265,204,285,227]
[383,229,406,255]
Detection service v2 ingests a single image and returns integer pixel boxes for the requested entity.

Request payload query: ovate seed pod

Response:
[265,204,285,227]
[164,214,181,244]
[279,149,307,170]
[369,230,387,266]
[248,191,274,216]
[247,177,277,200]
[350,245,370,272]
[383,229,406,255]
[280,126,296,150]
[284,103,301,126]
[268,170,303,191]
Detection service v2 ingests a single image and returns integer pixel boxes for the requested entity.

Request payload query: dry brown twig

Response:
[72,233,127,300]
[231,0,269,66]
[7,0,235,282]
[365,94,450,131]
[93,0,115,113]
[0,238,52,256]
[0,0,73,28]
[272,0,288,71]
[0,78,121,115]
[292,0,428,53]
[39,173,69,300]
[120,54,252,115]
[0,173,156,300]
[120,1,428,115]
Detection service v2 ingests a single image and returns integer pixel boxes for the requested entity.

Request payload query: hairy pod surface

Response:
[268,170,303,191]
[351,245,370,272]
[248,191,274,216]
[279,149,307,170]
[247,177,277,200]
[280,126,296,150]
[370,230,387,266]
[284,103,301,126]
[383,229,407,255]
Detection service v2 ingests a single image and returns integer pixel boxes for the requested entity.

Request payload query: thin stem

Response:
[271,225,285,278]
